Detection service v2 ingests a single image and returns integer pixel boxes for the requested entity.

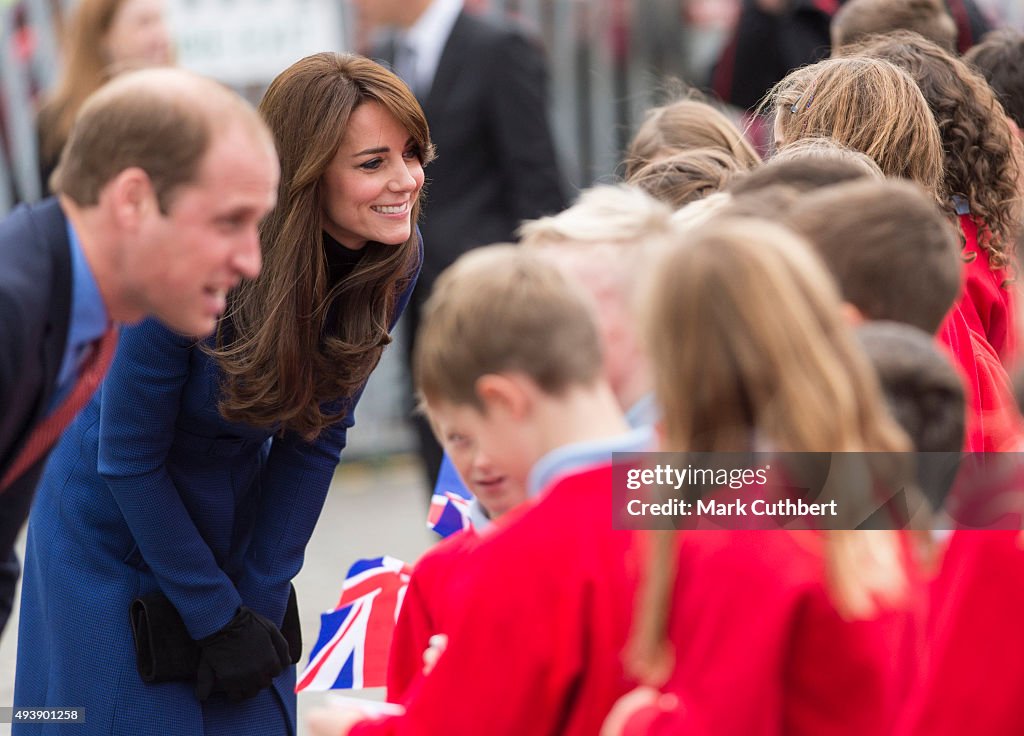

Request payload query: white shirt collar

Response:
[399,0,463,94]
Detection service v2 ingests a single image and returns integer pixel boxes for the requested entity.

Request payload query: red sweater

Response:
[937,304,1023,452]
[623,531,923,736]
[386,528,480,704]
[899,530,1024,734]
[351,464,642,736]
[936,215,1023,451]
[957,214,1015,363]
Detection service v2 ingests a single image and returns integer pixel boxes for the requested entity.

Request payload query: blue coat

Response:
[13,240,419,735]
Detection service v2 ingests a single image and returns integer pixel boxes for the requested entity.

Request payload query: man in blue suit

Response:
[0,67,280,636]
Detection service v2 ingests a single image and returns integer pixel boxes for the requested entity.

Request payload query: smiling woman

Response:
[13,54,431,736]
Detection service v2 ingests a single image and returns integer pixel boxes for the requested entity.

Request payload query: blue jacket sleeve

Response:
[97,320,242,639]
[237,232,423,624]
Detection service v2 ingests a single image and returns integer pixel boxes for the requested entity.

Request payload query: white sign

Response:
[166,0,346,87]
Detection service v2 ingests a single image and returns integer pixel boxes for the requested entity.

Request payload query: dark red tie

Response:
[0,326,119,493]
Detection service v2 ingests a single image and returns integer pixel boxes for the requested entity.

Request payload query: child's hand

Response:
[422,634,448,676]
[307,706,367,736]
[600,686,661,736]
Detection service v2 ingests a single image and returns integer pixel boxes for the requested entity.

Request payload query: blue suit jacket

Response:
[14,236,420,735]
[0,198,72,634]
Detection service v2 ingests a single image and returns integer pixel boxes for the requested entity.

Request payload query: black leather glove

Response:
[195,606,291,702]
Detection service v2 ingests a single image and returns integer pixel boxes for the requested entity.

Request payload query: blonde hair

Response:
[414,245,603,409]
[630,218,914,681]
[518,184,676,292]
[770,136,885,178]
[626,148,743,209]
[625,97,761,179]
[766,56,944,197]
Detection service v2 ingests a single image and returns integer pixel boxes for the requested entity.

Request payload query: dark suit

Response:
[712,0,992,111]
[378,9,567,484]
[0,198,73,633]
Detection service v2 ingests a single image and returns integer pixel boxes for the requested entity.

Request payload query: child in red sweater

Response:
[843,31,1022,364]
[384,427,518,703]
[604,218,925,736]
[310,244,650,736]
[387,185,673,705]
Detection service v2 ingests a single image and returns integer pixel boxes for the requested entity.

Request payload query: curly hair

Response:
[847,31,1023,268]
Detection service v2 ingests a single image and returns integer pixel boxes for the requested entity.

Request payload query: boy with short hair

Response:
[310,245,650,736]
[964,29,1024,132]
[782,178,1024,452]
[385,410,524,703]
[519,184,675,426]
[831,0,958,53]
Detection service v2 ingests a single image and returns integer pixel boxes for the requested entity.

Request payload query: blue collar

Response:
[52,219,109,404]
[625,392,659,429]
[527,426,655,498]
[951,194,971,216]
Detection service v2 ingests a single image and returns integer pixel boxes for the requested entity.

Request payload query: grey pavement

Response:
[0,455,433,735]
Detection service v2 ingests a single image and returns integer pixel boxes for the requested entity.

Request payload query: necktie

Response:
[393,39,419,96]
[0,325,119,493]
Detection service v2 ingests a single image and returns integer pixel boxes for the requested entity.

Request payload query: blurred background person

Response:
[350,0,567,489]
[36,0,173,193]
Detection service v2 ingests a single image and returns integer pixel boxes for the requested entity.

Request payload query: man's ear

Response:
[475,374,530,420]
[103,167,156,228]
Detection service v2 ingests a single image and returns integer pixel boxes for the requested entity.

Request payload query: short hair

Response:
[831,0,957,53]
[857,320,965,453]
[671,191,733,232]
[857,321,965,511]
[518,184,674,247]
[414,246,603,409]
[627,148,743,208]
[54,68,270,213]
[784,179,960,334]
[964,29,1024,130]
[766,55,944,197]
[729,154,883,198]
[625,97,761,178]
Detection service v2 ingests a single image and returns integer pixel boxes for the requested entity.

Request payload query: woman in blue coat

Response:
[14,53,433,735]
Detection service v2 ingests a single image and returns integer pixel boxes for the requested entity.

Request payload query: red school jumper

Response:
[899,529,1024,734]
[385,527,481,704]
[351,462,643,736]
[936,214,1023,451]
[957,214,1016,363]
[622,530,924,736]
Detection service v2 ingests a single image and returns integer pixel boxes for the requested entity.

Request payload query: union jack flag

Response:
[296,556,412,691]
[427,454,474,538]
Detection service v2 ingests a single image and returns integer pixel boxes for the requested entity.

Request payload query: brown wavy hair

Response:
[209,53,434,439]
[765,55,944,198]
[846,31,1024,268]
